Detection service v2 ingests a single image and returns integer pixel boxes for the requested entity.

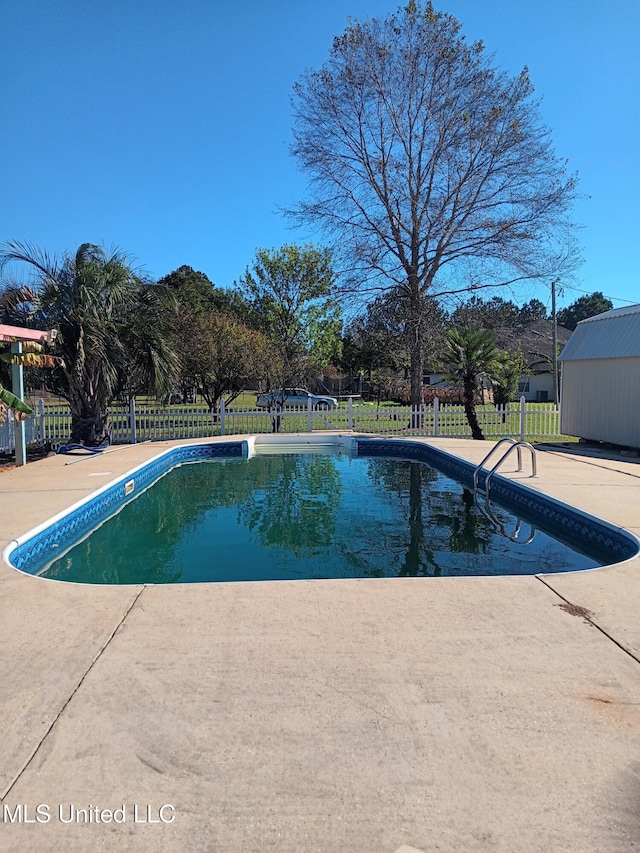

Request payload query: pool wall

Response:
[3,435,639,579]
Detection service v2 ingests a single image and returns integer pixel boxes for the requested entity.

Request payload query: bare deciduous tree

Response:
[291,1,580,406]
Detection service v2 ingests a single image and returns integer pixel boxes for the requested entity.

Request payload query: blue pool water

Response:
[36,451,604,584]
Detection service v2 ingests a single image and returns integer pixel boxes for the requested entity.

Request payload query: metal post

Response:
[433,397,439,437]
[347,396,353,430]
[520,395,526,442]
[129,397,137,444]
[11,341,26,466]
[220,398,225,436]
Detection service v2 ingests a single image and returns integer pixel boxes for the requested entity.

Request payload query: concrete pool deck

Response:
[1,435,640,852]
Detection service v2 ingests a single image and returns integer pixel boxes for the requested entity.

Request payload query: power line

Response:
[559,283,637,305]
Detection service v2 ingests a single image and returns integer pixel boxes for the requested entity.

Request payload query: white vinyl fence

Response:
[0,413,39,454]
[0,397,563,453]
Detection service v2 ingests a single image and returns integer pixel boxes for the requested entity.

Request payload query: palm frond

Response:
[0,385,33,414]
[0,239,61,284]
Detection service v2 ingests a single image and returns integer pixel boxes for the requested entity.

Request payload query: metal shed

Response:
[558,304,640,447]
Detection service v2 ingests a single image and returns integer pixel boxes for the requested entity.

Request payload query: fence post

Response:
[519,395,526,442]
[38,398,45,444]
[220,398,225,436]
[433,397,439,437]
[307,397,312,433]
[347,396,353,430]
[129,397,137,444]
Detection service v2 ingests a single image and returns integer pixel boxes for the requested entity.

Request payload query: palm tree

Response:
[442,328,497,440]
[0,241,178,445]
[491,349,528,420]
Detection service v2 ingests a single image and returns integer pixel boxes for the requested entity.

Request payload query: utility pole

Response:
[551,278,559,405]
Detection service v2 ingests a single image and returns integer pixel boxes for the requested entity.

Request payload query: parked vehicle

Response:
[255,388,338,410]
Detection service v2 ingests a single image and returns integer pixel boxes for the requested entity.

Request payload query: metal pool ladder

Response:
[473,438,538,500]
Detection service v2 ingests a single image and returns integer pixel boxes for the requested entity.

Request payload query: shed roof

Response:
[558,303,640,362]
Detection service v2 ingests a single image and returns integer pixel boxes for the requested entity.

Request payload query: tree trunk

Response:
[270,402,282,433]
[409,280,424,428]
[463,378,485,440]
[69,396,110,445]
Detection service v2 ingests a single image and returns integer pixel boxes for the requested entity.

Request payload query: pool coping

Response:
[4,434,639,581]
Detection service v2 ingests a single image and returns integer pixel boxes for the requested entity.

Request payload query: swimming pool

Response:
[4,437,638,584]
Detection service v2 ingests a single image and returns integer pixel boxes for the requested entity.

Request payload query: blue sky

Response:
[2,0,638,314]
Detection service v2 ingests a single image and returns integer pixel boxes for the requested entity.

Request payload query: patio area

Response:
[1,436,640,852]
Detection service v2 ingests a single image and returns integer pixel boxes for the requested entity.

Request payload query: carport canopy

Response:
[1,323,57,465]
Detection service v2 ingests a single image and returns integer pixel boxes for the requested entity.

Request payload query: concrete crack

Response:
[0,586,146,802]
[536,574,640,666]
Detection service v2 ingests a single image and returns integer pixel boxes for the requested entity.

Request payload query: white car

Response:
[256,388,338,410]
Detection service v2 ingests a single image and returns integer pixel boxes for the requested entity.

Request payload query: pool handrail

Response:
[474,440,538,500]
[473,438,523,493]
[481,442,538,503]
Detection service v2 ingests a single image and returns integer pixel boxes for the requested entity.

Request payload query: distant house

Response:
[493,319,572,402]
[558,304,640,448]
[421,319,571,403]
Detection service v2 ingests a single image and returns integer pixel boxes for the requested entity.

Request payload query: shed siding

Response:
[561,356,640,446]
